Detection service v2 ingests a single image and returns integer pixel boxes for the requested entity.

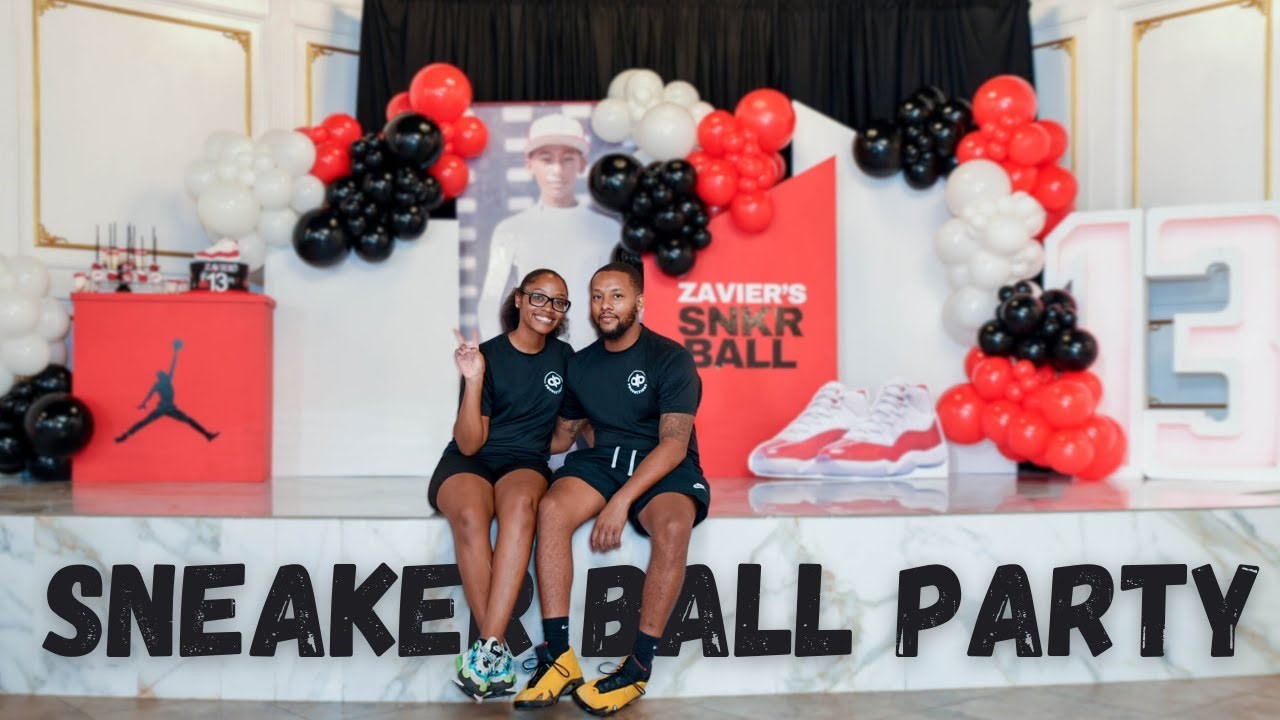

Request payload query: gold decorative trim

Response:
[305,42,359,126]
[1032,36,1078,172]
[1132,0,1272,206]
[32,0,252,256]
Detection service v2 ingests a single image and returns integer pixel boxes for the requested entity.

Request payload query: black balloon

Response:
[33,365,72,395]
[1037,317,1062,339]
[896,98,931,126]
[383,113,444,168]
[393,190,417,209]
[24,393,93,459]
[354,226,395,262]
[418,176,444,211]
[997,285,1017,302]
[903,124,926,143]
[998,294,1044,336]
[26,454,69,482]
[337,192,366,219]
[292,210,351,267]
[689,210,710,229]
[913,85,948,109]
[0,422,27,474]
[360,200,381,224]
[942,154,961,176]
[363,140,390,173]
[326,178,360,206]
[589,154,642,212]
[1059,309,1078,330]
[689,228,713,250]
[978,320,1016,356]
[361,170,396,206]
[630,192,656,218]
[927,118,962,156]
[936,99,974,129]
[621,218,658,254]
[393,166,419,189]
[903,144,922,165]
[610,243,644,269]
[1040,289,1077,311]
[1014,280,1037,295]
[650,185,674,208]
[344,214,370,241]
[853,122,903,178]
[655,238,696,276]
[639,169,661,190]
[660,160,697,197]
[652,208,686,234]
[1051,329,1098,372]
[1015,338,1050,365]
[904,151,941,189]
[389,205,427,239]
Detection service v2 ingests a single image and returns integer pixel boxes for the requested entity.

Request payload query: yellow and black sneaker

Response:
[513,643,584,709]
[572,656,650,716]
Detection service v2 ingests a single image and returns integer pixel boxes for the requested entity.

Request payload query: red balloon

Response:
[1013,360,1036,379]
[696,159,739,207]
[409,63,472,124]
[687,150,712,172]
[386,92,413,122]
[1076,415,1127,481]
[937,384,986,444]
[1041,380,1097,428]
[1004,384,1024,403]
[981,399,1021,445]
[730,191,774,234]
[453,116,489,159]
[1045,429,1096,476]
[310,140,350,184]
[1019,376,1040,394]
[429,153,470,198]
[1060,371,1102,405]
[738,177,759,194]
[306,126,332,144]
[997,443,1027,463]
[322,113,362,146]
[1036,366,1057,384]
[985,139,1008,162]
[770,152,787,180]
[972,357,1014,401]
[736,153,770,182]
[1007,410,1051,458]
[722,131,745,154]
[972,75,1038,128]
[1033,165,1078,211]
[956,133,988,163]
[964,348,988,378]
[991,127,1011,144]
[734,88,795,153]
[697,111,738,156]
[1040,119,1069,163]
[1008,123,1052,166]
[1002,162,1039,194]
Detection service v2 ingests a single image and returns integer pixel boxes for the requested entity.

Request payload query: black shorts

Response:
[551,446,710,536]
[427,450,552,511]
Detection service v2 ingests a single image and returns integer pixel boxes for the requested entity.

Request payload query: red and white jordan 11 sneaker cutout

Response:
[748,381,870,478]
[815,380,947,477]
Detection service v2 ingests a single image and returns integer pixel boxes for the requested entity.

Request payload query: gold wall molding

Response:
[32,0,252,254]
[305,42,358,126]
[1032,35,1078,172]
[1131,0,1272,206]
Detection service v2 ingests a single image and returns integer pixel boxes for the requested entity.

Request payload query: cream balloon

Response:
[8,256,49,299]
[967,249,1013,289]
[237,233,267,271]
[216,160,239,182]
[625,69,664,108]
[634,103,697,161]
[933,218,978,265]
[257,207,299,247]
[272,131,317,177]
[203,131,243,162]
[1010,191,1047,235]
[982,215,1030,255]
[0,293,38,336]
[1016,241,1046,278]
[607,69,639,100]
[688,101,715,126]
[238,170,256,187]
[220,136,254,163]
[35,298,69,341]
[943,286,994,345]
[662,80,700,107]
[184,159,218,200]
[253,153,276,172]
[47,340,67,367]
[197,181,261,238]
[590,98,633,143]
[290,175,326,214]
[254,169,293,210]
[946,264,972,290]
[945,159,1011,216]
[2,333,51,376]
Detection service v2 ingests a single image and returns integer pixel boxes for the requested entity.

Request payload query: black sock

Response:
[543,617,570,657]
[632,631,659,671]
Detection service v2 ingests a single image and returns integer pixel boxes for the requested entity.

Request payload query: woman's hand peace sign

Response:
[452,328,484,380]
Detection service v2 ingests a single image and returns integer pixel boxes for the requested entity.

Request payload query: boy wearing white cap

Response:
[477,114,620,350]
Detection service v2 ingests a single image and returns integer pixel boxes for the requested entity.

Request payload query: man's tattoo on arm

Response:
[659,413,695,444]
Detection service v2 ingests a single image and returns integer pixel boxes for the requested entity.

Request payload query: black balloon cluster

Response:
[852,85,976,189]
[294,113,446,267]
[0,365,94,481]
[977,283,1098,372]
[588,155,712,277]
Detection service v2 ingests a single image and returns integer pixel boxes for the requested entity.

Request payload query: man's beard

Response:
[591,306,638,340]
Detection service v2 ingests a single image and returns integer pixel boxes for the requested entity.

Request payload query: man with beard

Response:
[513,262,710,716]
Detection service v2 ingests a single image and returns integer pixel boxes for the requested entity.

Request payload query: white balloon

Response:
[2,333,51,376]
[258,208,299,247]
[933,218,978,265]
[0,294,38,336]
[8,256,49,299]
[257,129,294,154]
[663,80,700,107]
[628,100,650,124]
[625,69,664,108]
[1010,191,1047,235]
[943,286,995,345]
[253,153,276,172]
[946,264,972,289]
[967,250,1014,289]
[634,103,697,161]
[47,340,66,367]
[945,159,1011,216]
[197,181,261,238]
[237,233,267,271]
[238,170,256,187]
[254,168,293,210]
[688,101,715,126]
[272,132,317,177]
[203,131,242,162]
[983,215,1030,255]
[590,98,633,144]
[290,175,326,214]
[1017,242,1046,278]
[235,153,255,171]
[607,69,639,100]
[0,365,13,396]
[216,159,239,182]
[184,159,218,200]
[0,271,15,294]
[220,136,254,163]
[35,298,69,341]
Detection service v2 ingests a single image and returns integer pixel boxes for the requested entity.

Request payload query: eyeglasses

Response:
[520,290,571,313]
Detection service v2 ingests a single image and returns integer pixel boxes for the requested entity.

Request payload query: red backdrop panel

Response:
[644,158,838,479]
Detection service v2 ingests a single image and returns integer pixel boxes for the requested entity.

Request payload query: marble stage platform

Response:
[1,474,1278,703]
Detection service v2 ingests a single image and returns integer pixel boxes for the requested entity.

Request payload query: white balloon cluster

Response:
[183,130,326,271]
[936,159,1047,344]
[591,69,715,161]
[0,255,69,393]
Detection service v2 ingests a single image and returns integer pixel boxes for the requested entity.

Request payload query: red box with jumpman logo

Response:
[71,293,275,483]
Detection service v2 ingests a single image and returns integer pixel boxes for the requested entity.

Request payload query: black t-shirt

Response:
[560,325,701,463]
[446,333,575,460]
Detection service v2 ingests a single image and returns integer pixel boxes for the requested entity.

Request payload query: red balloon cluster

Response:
[686,88,795,234]
[954,75,1077,238]
[384,63,489,200]
[299,113,363,184]
[938,350,1126,481]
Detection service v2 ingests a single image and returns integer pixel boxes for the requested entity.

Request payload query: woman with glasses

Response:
[429,268,575,700]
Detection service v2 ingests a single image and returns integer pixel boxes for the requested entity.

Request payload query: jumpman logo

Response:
[115,339,219,443]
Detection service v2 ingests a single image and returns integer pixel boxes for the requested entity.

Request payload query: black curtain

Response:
[357,0,1033,132]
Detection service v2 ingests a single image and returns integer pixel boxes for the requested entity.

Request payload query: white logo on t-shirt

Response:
[692,483,706,491]
[627,370,648,395]
[544,371,564,394]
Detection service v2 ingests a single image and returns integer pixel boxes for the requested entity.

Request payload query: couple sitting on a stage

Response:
[428,261,710,714]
